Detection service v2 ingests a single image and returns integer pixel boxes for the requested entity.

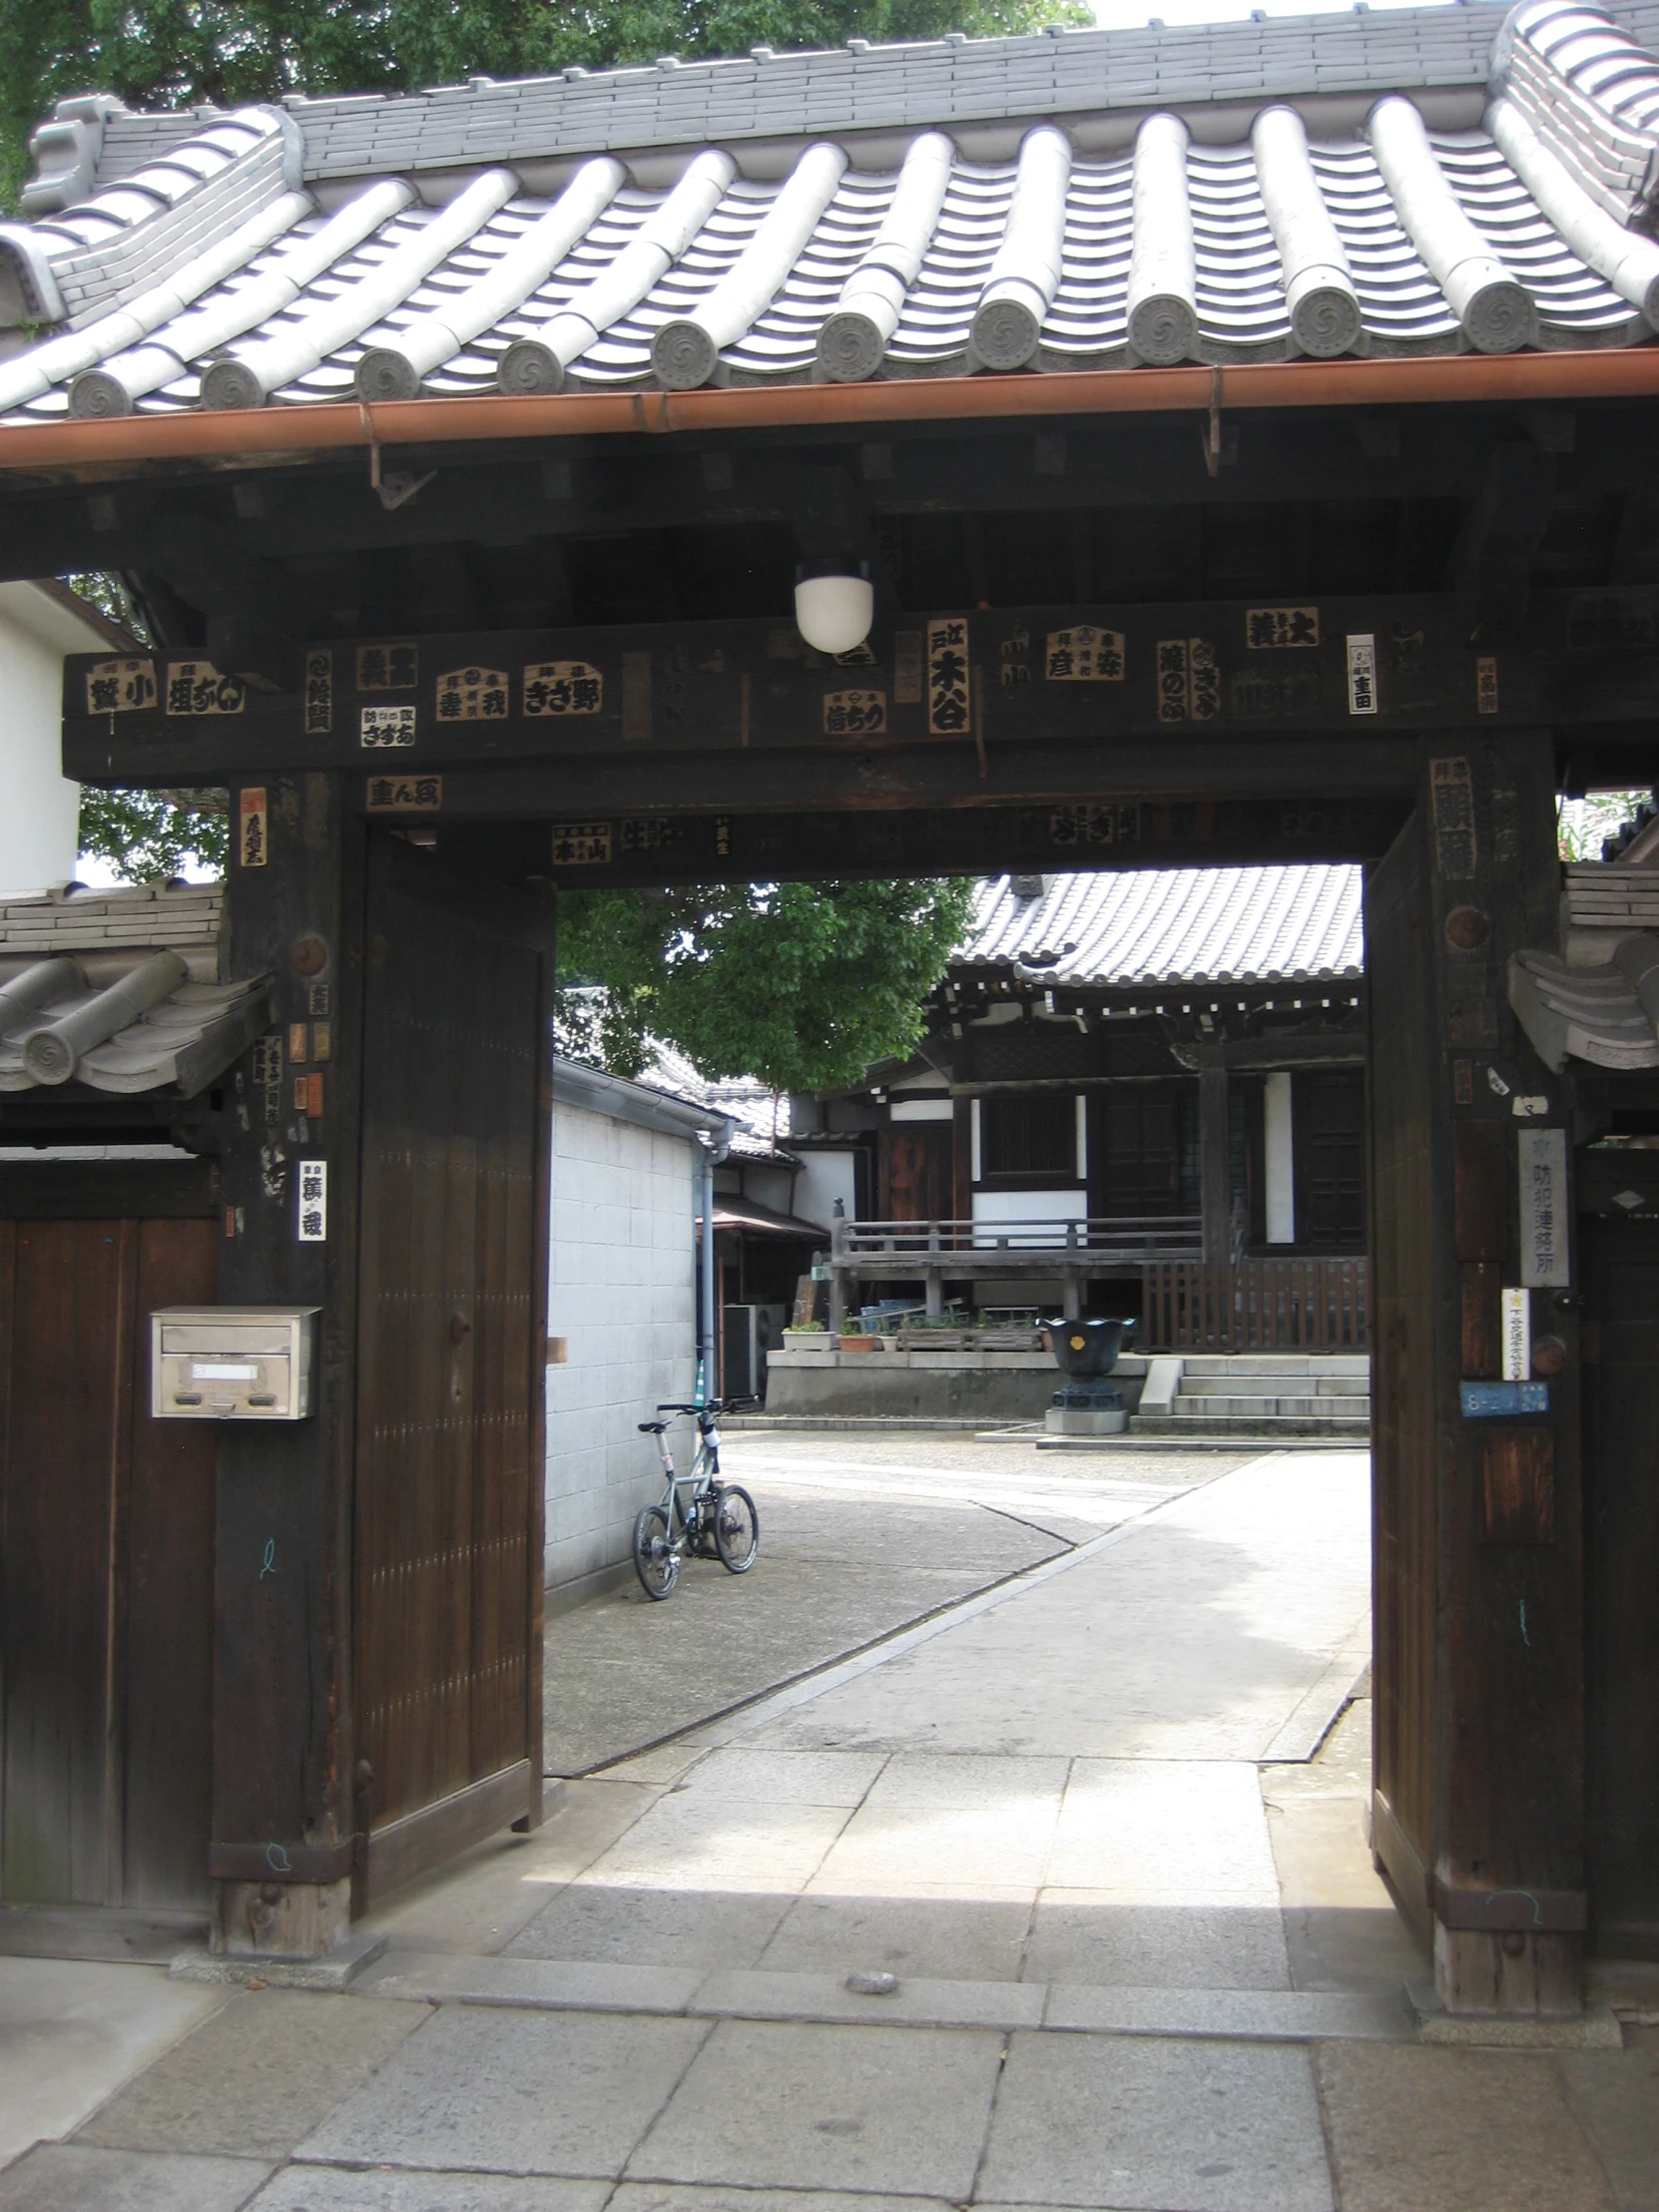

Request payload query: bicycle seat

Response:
[637,1420,669,1434]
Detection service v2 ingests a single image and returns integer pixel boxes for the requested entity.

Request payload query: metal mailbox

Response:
[151,1307,319,1420]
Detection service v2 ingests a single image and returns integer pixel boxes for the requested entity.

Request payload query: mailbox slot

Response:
[151,1307,318,1420]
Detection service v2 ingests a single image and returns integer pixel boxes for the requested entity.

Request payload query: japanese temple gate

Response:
[0,0,1656,2012]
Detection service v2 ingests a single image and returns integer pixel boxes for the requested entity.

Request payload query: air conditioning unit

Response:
[723,1303,784,1399]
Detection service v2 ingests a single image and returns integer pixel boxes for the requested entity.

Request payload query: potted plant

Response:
[838,1325,878,1353]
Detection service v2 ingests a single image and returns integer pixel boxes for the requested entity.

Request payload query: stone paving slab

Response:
[627,2017,1004,2199]
[362,1953,706,2014]
[294,2007,712,2179]
[978,2031,1334,2212]
[757,1894,1035,1981]
[76,1989,427,2162]
[251,2172,610,2210]
[578,1798,851,1895]
[504,1884,792,1970]
[0,1958,230,2171]
[1046,1762,1281,1901]
[694,1966,1046,2030]
[0,2146,271,2212]
[613,2191,955,2212]
[672,1749,889,1807]
[1316,2043,1621,2212]
[1557,2027,1659,2212]
[1041,1983,1409,2042]
[1023,1896,1290,1990]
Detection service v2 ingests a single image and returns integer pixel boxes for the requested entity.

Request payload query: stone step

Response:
[1170,1392,1372,1420]
[1133,1411,1371,1436]
[1177,1354,1371,1378]
[1177,1374,1370,1397]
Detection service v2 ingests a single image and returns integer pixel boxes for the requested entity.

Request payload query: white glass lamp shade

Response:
[794,571,873,656]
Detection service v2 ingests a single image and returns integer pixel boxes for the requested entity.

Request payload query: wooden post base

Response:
[212,1877,352,1958]
[1434,1924,1583,2017]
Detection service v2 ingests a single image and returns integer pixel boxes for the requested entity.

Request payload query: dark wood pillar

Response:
[1198,1052,1231,1264]
[211,773,363,1955]
[1367,731,1585,2015]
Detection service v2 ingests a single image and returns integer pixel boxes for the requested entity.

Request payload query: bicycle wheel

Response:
[632,1504,680,1599]
[713,1485,759,1573]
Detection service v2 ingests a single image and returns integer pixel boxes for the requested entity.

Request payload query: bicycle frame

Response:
[648,1409,722,1551]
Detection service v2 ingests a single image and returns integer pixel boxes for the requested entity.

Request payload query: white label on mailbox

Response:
[297,1160,327,1243]
[193,1362,259,1380]
[1500,1288,1530,1382]
[1518,1128,1569,1288]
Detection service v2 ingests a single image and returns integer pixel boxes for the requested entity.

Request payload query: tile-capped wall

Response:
[544,1097,697,1599]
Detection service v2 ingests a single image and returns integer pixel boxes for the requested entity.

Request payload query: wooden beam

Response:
[8,402,1659,585]
[430,797,1405,886]
[62,588,1659,791]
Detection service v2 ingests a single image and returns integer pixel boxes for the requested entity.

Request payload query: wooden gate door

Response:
[0,1211,218,1915]
[353,839,551,1902]
[1580,1212,1659,1958]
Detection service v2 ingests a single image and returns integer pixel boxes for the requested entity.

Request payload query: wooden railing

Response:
[831,1216,1204,1268]
[1141,1258,1371,1353]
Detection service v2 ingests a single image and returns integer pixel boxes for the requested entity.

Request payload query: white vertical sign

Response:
[1501,1288,1530,1381]
[1347,633,1378,716]
[1265,1071,1296,1244]
[296,1159,328,1244]
[1518,1129,1569,1288]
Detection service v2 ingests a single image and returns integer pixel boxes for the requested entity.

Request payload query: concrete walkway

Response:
[4,1440,1655,2212]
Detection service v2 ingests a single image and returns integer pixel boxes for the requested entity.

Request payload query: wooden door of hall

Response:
[352,838,552,1902]
[879,1123,951,1221]
[0,1215,218,1912]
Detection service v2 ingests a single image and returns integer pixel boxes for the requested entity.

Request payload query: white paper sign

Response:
[1347,634,1378,716]
[1518,1129,1569,1288]
[297,1159,327,1244]
[1501,1287,1530,1381]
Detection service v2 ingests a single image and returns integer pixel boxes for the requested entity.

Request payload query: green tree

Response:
[77,788,228,879]
[557,876,974,1093]
[1,0,1088,205]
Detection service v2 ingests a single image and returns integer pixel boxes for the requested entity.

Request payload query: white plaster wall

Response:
[0,585,108,895]
[544,1100,697,1598]
[796,1151,855,1229]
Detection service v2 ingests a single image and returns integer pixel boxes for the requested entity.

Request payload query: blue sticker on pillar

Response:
[1460,1381,1549,1418]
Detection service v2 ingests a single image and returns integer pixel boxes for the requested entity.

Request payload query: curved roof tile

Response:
[964,865,1365,987]
[0,1,1657,410]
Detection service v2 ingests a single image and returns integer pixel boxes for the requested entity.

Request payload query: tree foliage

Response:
[1,0,1087,203]
[556,877,974,1094]
[77,788,229,880]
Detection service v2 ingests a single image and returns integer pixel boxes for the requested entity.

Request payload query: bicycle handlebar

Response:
[655,1397,758,1417]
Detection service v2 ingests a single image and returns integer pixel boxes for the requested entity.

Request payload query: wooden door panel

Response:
[1103,1094,1181,1215]
[1,1221,128,1904]
[122,1219,219,1910]
[1582,1218,1659,1950]
[355,847,540,1833]
[880,1125,950,1221]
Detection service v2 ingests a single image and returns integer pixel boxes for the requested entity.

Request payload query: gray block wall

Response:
[544,1097,697,1601]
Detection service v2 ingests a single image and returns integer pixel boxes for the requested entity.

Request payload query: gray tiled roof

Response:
[0,883,273,1096]
[2,0,1658,419]
[964,866,1365,987]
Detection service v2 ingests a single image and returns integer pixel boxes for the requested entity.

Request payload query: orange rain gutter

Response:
[3,347,1659,473]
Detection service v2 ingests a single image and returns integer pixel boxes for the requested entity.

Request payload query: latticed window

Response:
[980,1094,1076,1179]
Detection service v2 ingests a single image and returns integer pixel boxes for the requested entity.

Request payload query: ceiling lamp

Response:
[795,560,872,656]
